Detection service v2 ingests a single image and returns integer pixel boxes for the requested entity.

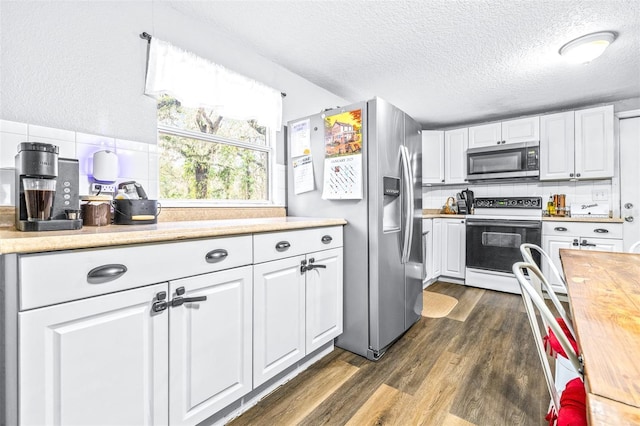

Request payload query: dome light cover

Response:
[559,31,616,64]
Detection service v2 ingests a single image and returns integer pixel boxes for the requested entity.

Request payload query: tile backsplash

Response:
[0,119,157,206]
[423,179,618,217]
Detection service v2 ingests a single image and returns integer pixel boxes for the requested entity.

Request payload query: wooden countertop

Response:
[559,249,640,424]
[0,217,347,254]
[543,216,623,223]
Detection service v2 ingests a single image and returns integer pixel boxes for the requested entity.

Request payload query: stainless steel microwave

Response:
[466,141,539,181]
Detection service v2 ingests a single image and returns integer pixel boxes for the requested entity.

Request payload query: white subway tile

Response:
[76,132,116,148]
[0,120,27,135]
[0,132,24,168]
[78,174,94,196]
[486,185,500,197]
[116,138,149,153]
[148,152,158,185]
[28,124,75,142]
[0,168,15,205]
[117,149,149,180]
[148,143,158,154]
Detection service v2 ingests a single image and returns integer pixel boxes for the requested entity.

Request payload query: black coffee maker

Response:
[15,142,83,231]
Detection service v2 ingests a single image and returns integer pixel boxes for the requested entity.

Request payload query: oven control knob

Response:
[524,200,531,206]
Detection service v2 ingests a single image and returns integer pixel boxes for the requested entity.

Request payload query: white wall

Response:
[0,1,348,206]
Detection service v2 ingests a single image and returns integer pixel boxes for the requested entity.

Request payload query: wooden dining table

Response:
[559,249,640,425]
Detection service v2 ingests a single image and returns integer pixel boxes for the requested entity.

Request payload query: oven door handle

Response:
[466,219,541,229]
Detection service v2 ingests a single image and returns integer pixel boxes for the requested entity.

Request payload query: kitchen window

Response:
[145,37,282,204]
[157,95,272,202]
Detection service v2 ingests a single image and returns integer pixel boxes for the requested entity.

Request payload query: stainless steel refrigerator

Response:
[286,97,422,360]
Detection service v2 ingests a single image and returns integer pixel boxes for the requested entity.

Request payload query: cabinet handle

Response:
[275,241,291,251]
[321,235,333,244]
[306,257,327,271]
[576,173,581,178]
[569,173,574,178]
[572,239,580,247]
[554,227,568,232]
[87,264,128,284]
[170,286,207,307]
[205,248,228,263]
[593,228,609,234]
[496,141,500,145]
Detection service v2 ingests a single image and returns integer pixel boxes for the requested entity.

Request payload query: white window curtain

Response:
[144,38,282,130]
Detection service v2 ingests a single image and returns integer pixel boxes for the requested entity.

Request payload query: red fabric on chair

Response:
[544,318,579,359]
[557,378,587,426]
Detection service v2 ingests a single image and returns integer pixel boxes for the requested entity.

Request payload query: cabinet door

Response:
[580,237,623,253]
[468,122,501,148]
[540,111,575,181]
[432,219,442,278]
[305,248,343,353]
[169,266,252,426]
[543,235,577,294]
[575,105,614,179]
[422,130,445,184]
[422,219,434,284]
[442,219,466,279]
[253,256,306,387]
[444,128,468,183]
[19,283,168,426]
[501,116,539,144]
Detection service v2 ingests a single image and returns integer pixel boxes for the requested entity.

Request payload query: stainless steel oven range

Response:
[465,196,542,293]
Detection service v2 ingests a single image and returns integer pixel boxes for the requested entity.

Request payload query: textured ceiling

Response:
[166,0,640,128]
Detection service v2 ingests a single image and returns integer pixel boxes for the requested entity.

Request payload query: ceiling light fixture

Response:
[559,31,616,64]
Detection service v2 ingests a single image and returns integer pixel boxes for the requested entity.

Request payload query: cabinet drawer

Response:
[19,235,252,310]
[543,221,622,239]
[253,226,343,264]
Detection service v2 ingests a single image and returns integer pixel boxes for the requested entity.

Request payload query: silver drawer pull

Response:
[554,227,568,232]
[275,241,291,251]
[321,235,333,244]
[594,228,609,233]
[205,249,228,263]
[87,264,128,284]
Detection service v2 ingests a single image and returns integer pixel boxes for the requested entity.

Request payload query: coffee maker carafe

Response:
[15,142,83,231]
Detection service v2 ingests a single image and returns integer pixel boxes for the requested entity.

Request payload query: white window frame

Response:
[157,123,276,207]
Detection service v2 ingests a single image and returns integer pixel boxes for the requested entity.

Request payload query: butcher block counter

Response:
[0,217,347,254]
[559,249,640,425]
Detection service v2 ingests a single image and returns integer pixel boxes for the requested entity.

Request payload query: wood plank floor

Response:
[230,282,548,425]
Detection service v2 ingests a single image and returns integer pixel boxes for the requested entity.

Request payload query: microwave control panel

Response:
[526,148,539,170]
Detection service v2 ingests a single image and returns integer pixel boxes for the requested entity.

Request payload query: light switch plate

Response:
[592,189,609,201]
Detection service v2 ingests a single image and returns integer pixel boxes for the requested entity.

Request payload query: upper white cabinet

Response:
[422,130,445,184]
[540,105,614,181]
[468,116,539,149]
[444,128,468,184]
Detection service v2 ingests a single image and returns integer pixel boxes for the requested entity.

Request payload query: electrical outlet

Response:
[92,183,116,193]
[592,189,609,201]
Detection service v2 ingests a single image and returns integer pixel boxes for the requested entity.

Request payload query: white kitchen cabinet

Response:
[253,255,307,387]
[19,283,169,426]
[540,111,575,180]
[441,218,466,279]
[305,247,343,353]
[432,218,442,278]
[169,266,253,426]
[540,106,614,181]
[575,105,614,180]
[468,116,539,149]
[444,128,468,184]
[422,130,445,184]
[422,219,434,286]
[252,227,344,387]
[542,221,622,294]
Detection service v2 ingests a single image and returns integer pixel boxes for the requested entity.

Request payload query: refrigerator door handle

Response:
[405,145,415,260]
[400,145,413,264]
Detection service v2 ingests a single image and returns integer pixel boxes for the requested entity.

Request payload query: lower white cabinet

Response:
[432,219,442,278]
[253,246,343,387]
[19,283,169,426]
[542,221,622,294]
[422,219,434,285]
[441,218,466,279]
[169,266,253,426]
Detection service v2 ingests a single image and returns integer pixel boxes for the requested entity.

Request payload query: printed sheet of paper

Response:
[290,119,311,158]
[321,154,363,199]
[292,155,314,194]
[321,109,363,200]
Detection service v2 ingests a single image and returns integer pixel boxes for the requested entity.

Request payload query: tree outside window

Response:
[157,95,271,202]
